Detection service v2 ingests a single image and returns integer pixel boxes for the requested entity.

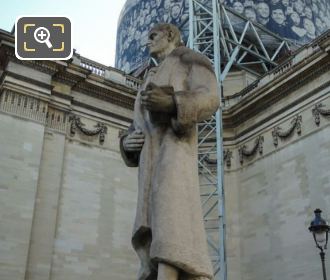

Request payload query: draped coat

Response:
[120,46,219,280]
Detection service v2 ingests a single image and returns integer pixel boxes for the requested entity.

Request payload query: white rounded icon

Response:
[34,27,53,48]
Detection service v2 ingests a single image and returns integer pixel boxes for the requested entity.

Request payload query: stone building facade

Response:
[0,28,140,280]
[1,26,330,280]
[222,31,330,280]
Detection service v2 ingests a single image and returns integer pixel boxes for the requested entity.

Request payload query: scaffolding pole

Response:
[189,1,226,279]
[189,1,295,279]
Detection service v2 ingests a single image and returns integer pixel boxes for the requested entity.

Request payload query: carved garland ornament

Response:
[238,136,264,164]
[69,115,107,144]
[312,103,330,126]
[272,115,302,147]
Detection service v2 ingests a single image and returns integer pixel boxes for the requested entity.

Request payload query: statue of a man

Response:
[120,23,219,280]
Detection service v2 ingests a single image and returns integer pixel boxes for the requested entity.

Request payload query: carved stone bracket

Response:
[224,150,233,167]
[238,136,264,164]
[272,115,302,147]
[204,154,217,165]
[202,150,232,168]
[312,103,330,126]
[69,115,107,144]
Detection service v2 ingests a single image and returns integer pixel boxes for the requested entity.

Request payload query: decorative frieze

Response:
[238,136,264,164]
[69,114,107,144]
[312,103,330,126]
[45,107,68,132]
[0,90,47,123]
[52,70,85,87]
[15,57,58,76]
[272,115,302,147]
[223,99,330,169]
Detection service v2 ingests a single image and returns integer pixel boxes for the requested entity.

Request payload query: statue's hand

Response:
[123,130,145,152]
[141,83,175,114]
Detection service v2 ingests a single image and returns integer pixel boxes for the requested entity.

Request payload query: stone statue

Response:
[120,23,219,280]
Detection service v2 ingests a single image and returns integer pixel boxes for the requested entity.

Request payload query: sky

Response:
[1,0,127,67]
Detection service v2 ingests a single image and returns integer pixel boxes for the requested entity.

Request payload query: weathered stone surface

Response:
[0,28,141,280]
[26,132,66,280]
[0,114,45,280]
[223,33,330,280]
[225,126,330,280]
[50,141,138,280]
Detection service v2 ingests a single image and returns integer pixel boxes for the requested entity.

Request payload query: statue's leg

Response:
[157,262,179,280]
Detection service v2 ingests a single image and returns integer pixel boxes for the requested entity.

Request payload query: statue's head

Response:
[147,23,183,59]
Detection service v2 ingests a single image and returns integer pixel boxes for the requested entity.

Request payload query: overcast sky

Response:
[1,0,127,67]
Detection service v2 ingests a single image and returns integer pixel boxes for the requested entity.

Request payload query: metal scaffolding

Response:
[188,1,295,279]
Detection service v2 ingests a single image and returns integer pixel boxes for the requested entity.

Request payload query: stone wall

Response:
[223,34,330,280]
[0,113,45,280]
[0,30,140,280]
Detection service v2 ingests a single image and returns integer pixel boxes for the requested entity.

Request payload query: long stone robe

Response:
[120,46,219,280]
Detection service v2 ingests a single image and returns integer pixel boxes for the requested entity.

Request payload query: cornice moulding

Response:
[4,70,54,90]
[71,100,132,123]
[223,80,330,143]
[223,56,330,129]
[1,76,53,102]
[73,81,134,110]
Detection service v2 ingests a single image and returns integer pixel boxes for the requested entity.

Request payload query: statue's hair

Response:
[149,23,184,47]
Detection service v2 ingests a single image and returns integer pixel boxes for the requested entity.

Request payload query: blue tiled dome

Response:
[115,0,330,73]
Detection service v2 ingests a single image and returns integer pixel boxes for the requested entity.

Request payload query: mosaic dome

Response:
[116,0,330,73]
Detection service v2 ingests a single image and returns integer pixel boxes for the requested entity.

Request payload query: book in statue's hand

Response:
[147,84,175,124]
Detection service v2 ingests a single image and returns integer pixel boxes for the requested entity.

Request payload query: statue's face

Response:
[147,29,170,57]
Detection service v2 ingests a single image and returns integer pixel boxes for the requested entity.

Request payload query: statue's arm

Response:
[171,63,220,135]
[120,124,143,167]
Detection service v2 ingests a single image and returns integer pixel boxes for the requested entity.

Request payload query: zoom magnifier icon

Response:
[16,16,72,60]
[34,27,53,48]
